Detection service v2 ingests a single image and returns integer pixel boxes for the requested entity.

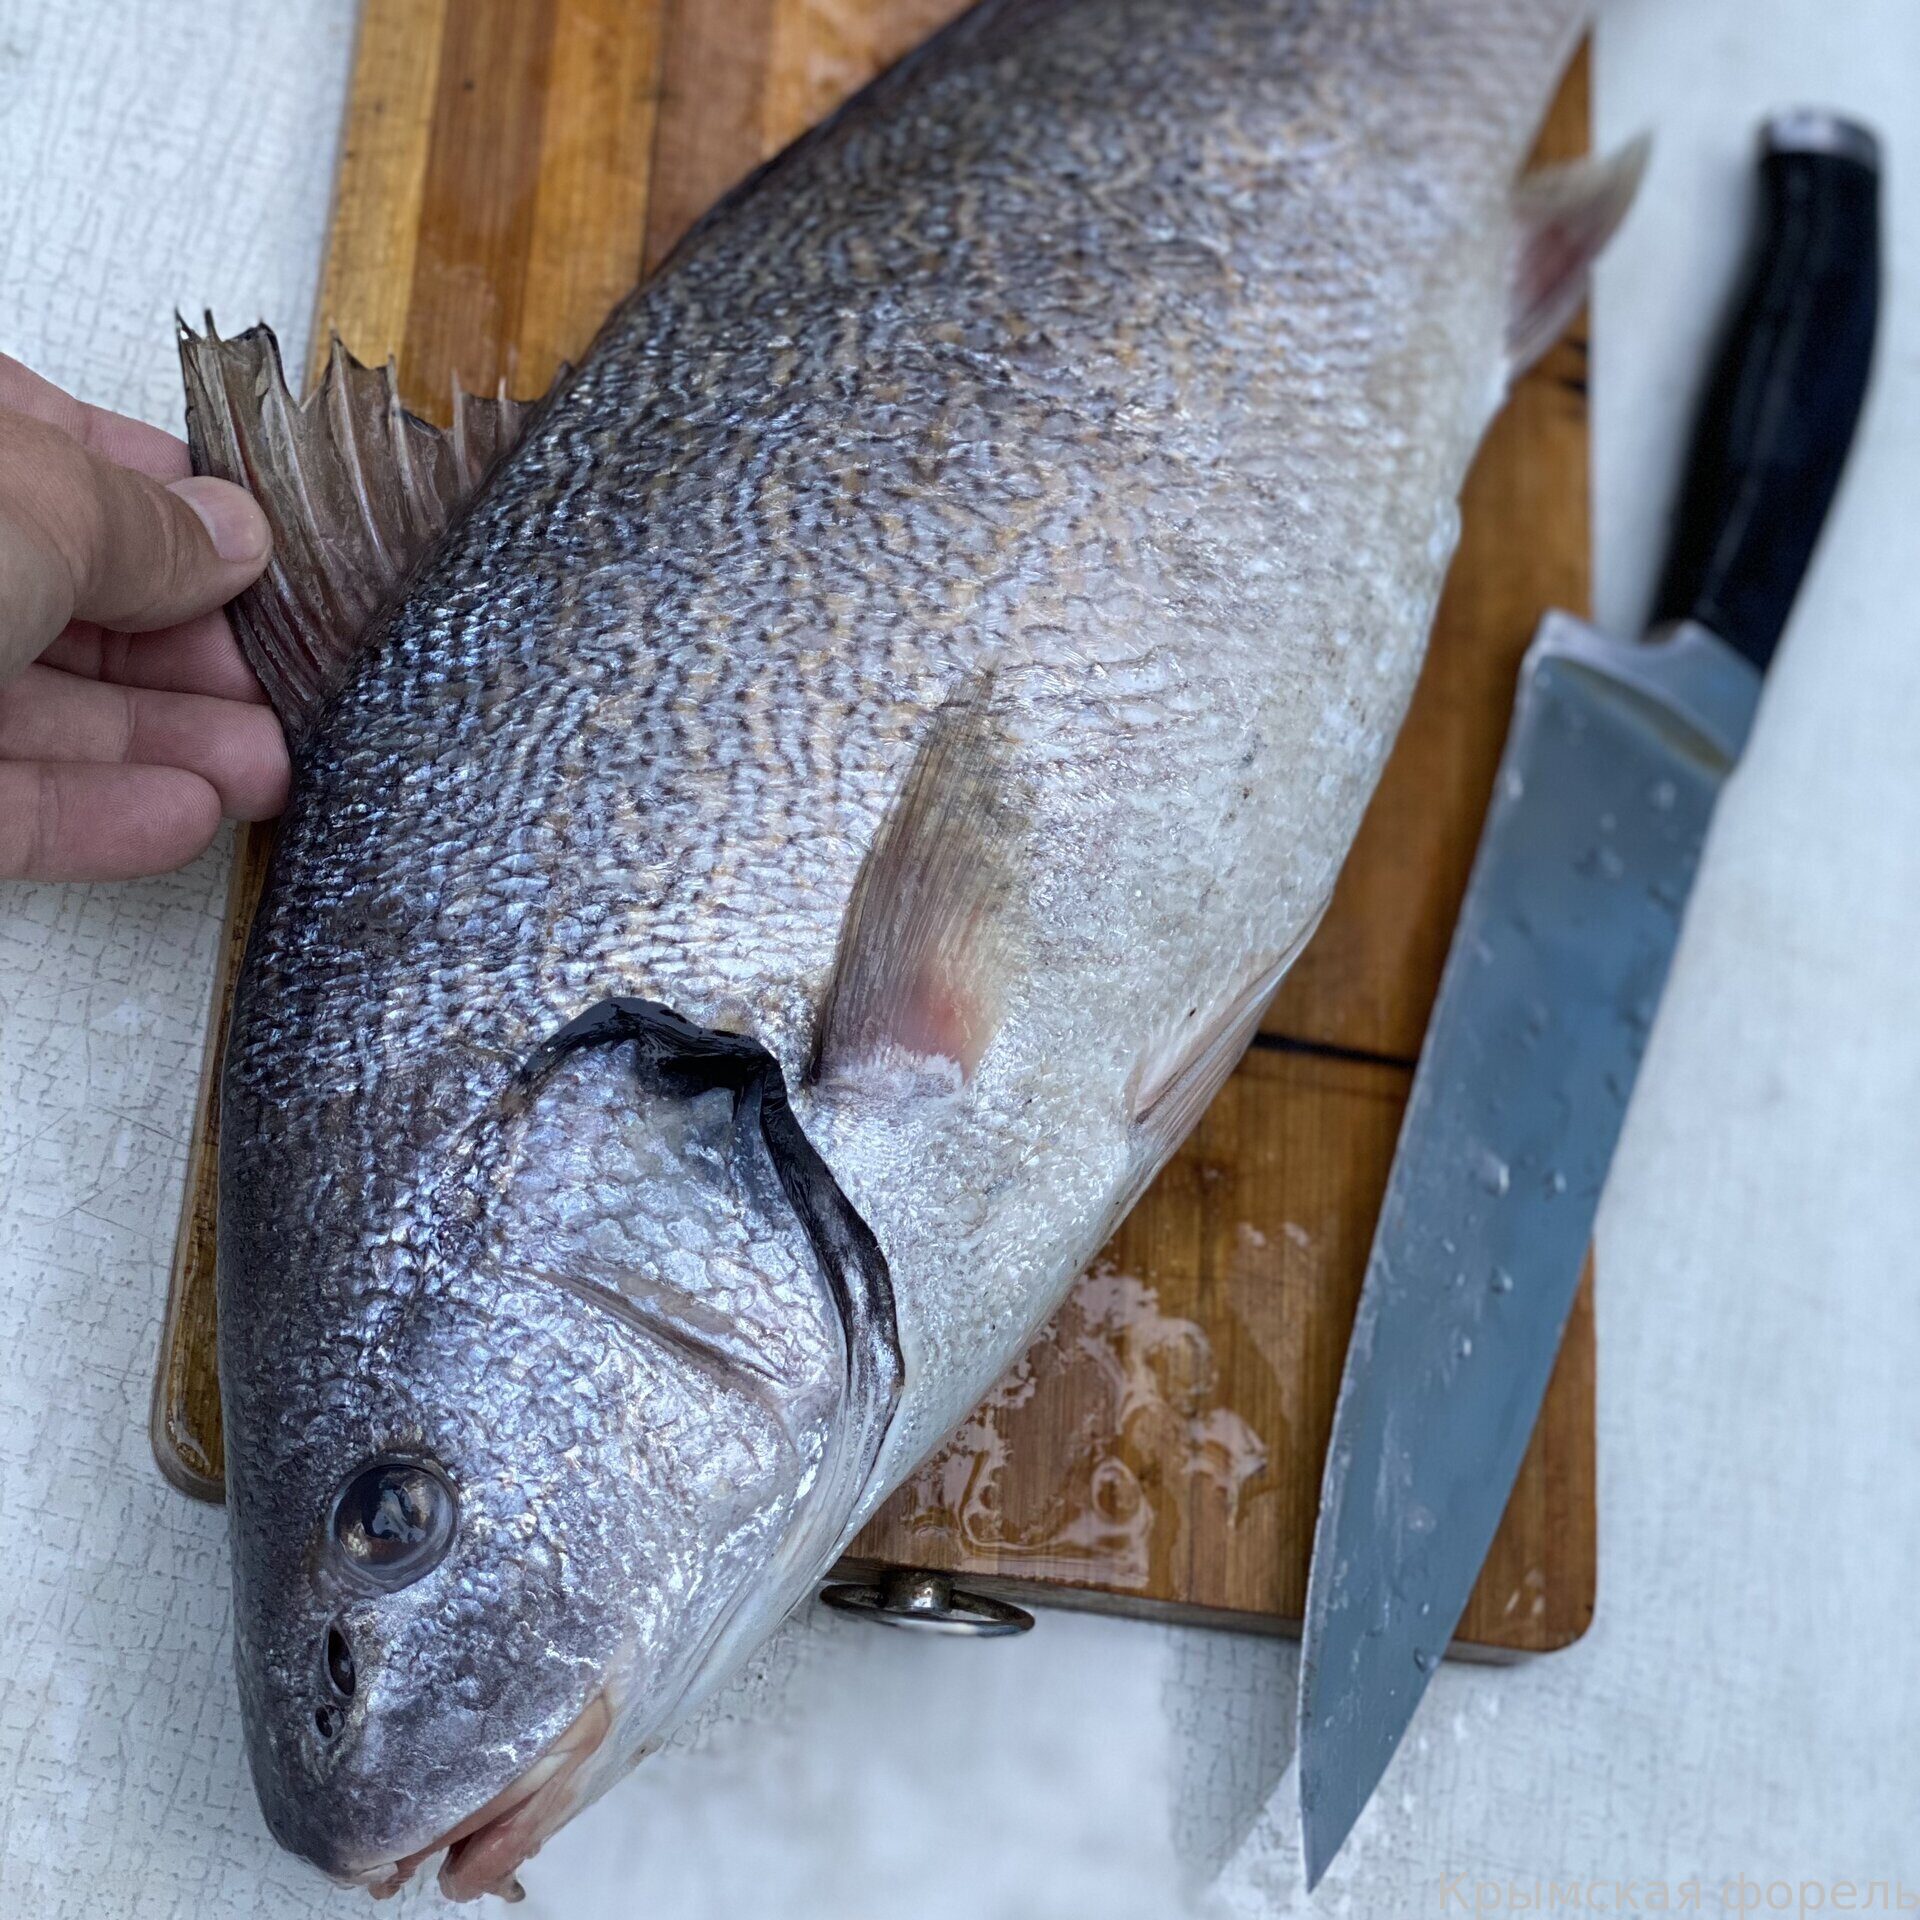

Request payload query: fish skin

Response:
[211,0,1589,1889]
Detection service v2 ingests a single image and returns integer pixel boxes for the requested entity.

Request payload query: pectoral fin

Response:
[177,318,551,740]
[812,691,1028,1095]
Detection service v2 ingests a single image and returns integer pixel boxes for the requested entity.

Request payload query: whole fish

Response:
[181,0,1632,1898]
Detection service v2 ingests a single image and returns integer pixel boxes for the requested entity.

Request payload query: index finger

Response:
[0,353,190,483]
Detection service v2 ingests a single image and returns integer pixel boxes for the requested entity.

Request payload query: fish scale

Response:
[182,0,1606,1895]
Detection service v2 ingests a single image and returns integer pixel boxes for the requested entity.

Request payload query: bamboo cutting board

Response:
[156,0,1597,1658]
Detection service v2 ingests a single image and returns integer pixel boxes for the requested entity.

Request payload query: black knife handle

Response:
[1650,112,1880,672]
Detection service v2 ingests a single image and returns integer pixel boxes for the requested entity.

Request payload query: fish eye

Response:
[328,1457,457,1590]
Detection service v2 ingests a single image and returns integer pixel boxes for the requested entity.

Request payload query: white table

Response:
[3,4,1916,1913]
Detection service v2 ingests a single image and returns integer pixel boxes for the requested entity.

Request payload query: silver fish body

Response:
[207,0,1593,1893]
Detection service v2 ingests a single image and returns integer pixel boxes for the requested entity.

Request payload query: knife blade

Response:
[1297,110,1881,1889]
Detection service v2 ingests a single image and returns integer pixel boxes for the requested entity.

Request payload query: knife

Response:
[1297,110,1881,1889]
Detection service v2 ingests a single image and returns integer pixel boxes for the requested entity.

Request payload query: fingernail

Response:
[169,476,270,565]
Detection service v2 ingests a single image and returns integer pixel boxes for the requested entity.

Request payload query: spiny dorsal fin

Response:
[812,690,1028,1097]
[1507,135,1650,379]
[177,316,546,740]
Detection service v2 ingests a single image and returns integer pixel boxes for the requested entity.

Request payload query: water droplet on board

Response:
[1414,1649,1436,1674]
[884,1265,1268,1588]
[1647,778,1677,811]
[1491,1268,1515,1294]
[1476,1149,1511,1196]
[1503,767,1526,802]
[1547,1170,1568,1196]
[1454,1333,1474,1360]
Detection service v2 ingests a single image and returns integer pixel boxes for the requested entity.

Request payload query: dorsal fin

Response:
[811,690,1028,1096]
[1506,136,1650,379]
[177,317,547,740]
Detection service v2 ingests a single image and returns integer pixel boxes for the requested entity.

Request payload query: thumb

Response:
[0,408,270,678]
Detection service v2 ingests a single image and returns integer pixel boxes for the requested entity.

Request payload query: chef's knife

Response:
[1298,111,1880,1889]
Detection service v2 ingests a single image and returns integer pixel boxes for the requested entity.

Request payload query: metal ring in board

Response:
[819,1568,1035,1637]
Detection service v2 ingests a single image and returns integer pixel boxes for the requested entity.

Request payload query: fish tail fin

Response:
[1505,134,1650,379]
[176,317,546,741]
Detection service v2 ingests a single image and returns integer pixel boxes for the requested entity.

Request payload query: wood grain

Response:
[309,0,451,363]
[153,0,1597,1657]
[151,823,273,1497]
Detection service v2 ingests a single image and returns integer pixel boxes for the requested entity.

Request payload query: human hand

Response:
[0,353,286,881]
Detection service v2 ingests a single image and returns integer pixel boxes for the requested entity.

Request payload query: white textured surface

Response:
[0,4,360,1915]
[2,2,1918,1914]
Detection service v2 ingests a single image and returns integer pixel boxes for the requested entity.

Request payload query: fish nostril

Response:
[325,1623,356,1699]
[314,1703,345,1741]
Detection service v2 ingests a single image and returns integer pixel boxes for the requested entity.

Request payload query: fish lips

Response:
[241,1629,608,1889]
[332,1689,615,1902]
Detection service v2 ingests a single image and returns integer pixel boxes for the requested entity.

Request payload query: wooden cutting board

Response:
[155,0,1596,1658]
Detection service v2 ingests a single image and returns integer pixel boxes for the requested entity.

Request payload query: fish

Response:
[179,0,1636,1899]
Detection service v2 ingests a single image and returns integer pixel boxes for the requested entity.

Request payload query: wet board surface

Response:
[155,0,1597,1658]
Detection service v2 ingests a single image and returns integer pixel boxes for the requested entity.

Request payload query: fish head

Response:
[219,1010,876,1898]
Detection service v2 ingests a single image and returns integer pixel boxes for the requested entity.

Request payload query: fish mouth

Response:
[349,1690,612,1903]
